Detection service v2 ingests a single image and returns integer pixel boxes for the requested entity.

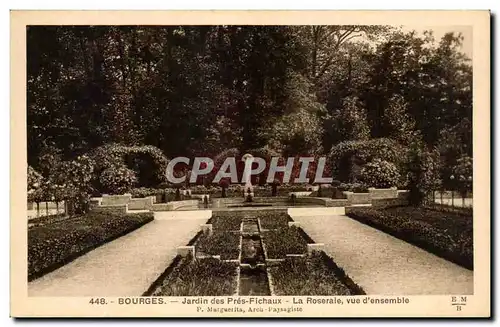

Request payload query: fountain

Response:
[238,215,271,296]
[242,153,254,202]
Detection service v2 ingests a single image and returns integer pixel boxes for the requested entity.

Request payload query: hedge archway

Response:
[90,144,169,191]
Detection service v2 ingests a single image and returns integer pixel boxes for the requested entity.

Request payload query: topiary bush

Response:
[90,144,168,190]
[330,138,406,182]
[99,165,138,195]
[358,159,401,188]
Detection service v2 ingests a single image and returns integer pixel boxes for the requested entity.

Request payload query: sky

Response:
[400,25,473,59]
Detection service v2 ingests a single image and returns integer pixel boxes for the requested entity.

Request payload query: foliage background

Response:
[27,25,472,194]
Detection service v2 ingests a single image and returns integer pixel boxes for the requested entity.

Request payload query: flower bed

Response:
[28,211,154,281]
[258,211,291,230]
[268,252,360,295]
[152,256,238,296]
[209,213,242,231]
[195,232,240,260]
[346,206,473,269]
[262,227,308,259]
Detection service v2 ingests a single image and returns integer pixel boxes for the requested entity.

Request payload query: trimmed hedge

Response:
[346,206,473,269]
[28,211,154,281]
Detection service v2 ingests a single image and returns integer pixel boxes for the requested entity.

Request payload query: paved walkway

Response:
[291,214,473,295]
[29,211,210,296]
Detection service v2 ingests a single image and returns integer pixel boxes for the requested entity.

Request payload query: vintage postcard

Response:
[11,10,490,318]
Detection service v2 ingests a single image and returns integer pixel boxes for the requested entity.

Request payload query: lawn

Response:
[346,206,473,269]
[28,211,154,281]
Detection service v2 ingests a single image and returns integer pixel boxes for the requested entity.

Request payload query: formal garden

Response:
[27,25,473,296]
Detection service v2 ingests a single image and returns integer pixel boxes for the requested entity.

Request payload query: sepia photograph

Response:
[10,10,490,318]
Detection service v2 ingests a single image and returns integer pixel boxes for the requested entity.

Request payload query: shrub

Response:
[99,165,138,195]
[52,155,96,211]
[338,182,369,193]
[130,187,160,198]
[28,211,154,280]
[359,159,400,188]
[30,156,95,213]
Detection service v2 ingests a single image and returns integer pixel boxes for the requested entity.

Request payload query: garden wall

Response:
[100,194,132,206]
[191,194,210,201]
[368,188,398,200]
[211,198,244,208]
[325,199,350,207]
[152,200,200,211]
[289,191,313,197]
[343,192,371,205]
[128,196,155,210]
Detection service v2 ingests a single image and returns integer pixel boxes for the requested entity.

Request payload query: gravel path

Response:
[291,214,473,295]
[29,214,208,297]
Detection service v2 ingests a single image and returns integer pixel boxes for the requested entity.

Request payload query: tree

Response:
[452,155,473,200]
[407,145,442,206]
